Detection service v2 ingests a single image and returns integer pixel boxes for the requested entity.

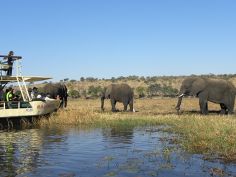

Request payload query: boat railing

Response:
[0,55,22,76]
[0,101,32,109]
[0,55,31,102]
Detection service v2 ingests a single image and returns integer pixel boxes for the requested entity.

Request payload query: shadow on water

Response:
[0,115,51,130]
[0,125,236,177]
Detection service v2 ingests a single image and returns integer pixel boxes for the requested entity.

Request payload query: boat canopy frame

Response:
[0,55,52,101]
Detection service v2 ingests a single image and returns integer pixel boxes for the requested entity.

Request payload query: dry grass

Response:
[39,97,236,162]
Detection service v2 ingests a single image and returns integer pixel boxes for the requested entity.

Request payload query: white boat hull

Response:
[0,99,60,118]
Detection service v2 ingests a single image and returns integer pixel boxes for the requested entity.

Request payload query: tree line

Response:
[68,84,178,99]
[66,73,236,83]
[62,74,236,99]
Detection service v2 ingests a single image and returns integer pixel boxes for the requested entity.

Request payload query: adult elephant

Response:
[101,83,135,112]
[175,77,236,115]
[41,83,68,108]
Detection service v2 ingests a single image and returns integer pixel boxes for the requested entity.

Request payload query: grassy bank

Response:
[39,98,236,162]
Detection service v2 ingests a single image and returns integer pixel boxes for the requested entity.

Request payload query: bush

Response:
[68,90,80,98]
[147,83,161,96]
[136,86,146,98]
[161,85,178,97]
[87,86,103,98]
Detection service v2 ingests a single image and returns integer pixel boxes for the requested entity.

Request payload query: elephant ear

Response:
[191,78,206,96]
[105,85,113,98]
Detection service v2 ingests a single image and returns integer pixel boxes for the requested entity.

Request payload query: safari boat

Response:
[0,54,60,119]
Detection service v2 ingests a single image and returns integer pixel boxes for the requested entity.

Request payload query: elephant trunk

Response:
[101,93,105,111]
[175,94,184,113]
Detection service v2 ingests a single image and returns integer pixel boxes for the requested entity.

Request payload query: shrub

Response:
[161,85,178,97]
[147,83,161,97]
[68,89,80,98]
[87,86,103,98]
[136,86,146,98]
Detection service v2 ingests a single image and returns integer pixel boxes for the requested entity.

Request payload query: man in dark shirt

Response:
[4,51,14,76]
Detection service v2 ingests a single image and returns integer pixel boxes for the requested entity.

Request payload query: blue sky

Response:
[1,0,236,81]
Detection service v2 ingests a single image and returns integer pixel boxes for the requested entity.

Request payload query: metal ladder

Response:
[15,59,31,101]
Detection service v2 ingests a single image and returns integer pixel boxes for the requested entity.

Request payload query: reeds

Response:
[38,98,236,162]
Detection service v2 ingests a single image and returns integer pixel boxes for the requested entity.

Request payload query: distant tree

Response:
[87,85,103,98]
[86,77,97,82]
[68,89,80,98]
[139,76,145,81]
[64,78,69,82]
[127,75,139,80]
[147,83,161,97]
[70,79,77,83]
[117,76,125,80]
[80,77,85,82]
[161,85,178,97]
[136,86,146,98]
[111,77,116,83]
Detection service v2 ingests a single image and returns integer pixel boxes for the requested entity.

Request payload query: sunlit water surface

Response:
[0,126,236,177]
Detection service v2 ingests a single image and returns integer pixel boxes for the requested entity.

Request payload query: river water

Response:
[0,126,236,177]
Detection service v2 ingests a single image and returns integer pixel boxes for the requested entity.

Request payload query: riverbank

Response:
[39,98,236,163]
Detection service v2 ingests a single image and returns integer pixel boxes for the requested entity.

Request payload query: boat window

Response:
[20,102,32,108]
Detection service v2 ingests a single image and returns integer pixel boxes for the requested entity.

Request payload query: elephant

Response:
[41,83,68,108]
[175,77,236,115]
[101,83,134,112]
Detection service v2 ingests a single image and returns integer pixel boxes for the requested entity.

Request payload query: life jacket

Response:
[6,92,13,101]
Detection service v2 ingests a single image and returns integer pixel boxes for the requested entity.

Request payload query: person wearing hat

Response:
[3,51,14,76]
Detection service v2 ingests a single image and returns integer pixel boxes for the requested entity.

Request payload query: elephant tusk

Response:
[178,93,185,98]
[133,108,136,112]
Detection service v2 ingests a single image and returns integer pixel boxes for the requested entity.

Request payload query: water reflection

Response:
[0,129,42,176]
[0,128,68,177]
[102,126,134,145]
[0,126,235,177]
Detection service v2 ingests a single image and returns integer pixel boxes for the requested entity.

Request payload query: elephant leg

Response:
[111,99,117,112]
[64,97,68,108]
[227,96,235,114]
[228,107,234,114]
[59,98,64,108]
[123,103,128,111]
[129,99,134,112]
[220,103,227,115]
[205,102,208,114]
[198,94,208,115]
[225,104,234,114]
[123,98,131,111]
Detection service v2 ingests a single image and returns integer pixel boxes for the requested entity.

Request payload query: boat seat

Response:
[0,101,5,109]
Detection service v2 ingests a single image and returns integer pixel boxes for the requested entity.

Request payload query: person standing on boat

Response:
[3,51,14,76]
